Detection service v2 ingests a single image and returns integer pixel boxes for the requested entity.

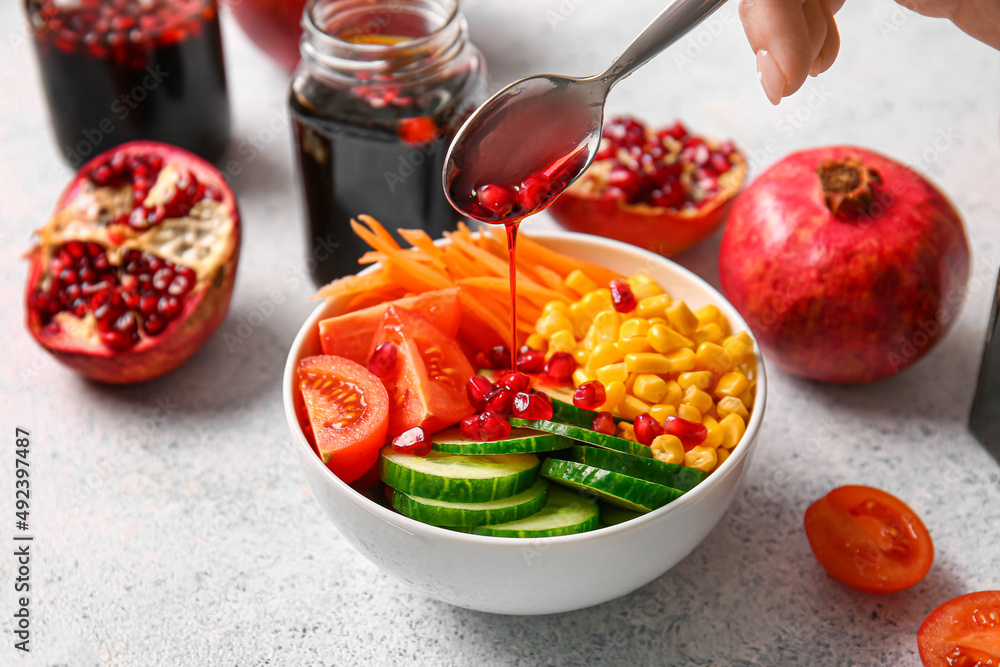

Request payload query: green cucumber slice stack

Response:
[509,418,653,459]
[472,485,600,537]
[540,459,684,513]
[430,426,573,455]
[557,445,705,492]
[392,478,549,527]
[379,448,540,503]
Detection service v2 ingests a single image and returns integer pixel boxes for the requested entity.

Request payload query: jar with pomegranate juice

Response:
[290,0,486,285]
[25,0,231,165]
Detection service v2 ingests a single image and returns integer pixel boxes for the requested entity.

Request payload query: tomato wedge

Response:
[296,355,389,484]
[803,485,934,594]
[370,305,475,436]
[918,591,1000,666]
[318,288,461,364]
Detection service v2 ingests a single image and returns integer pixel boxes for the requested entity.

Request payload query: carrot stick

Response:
[396,228,449,271]
[456,277,565,303]
[312,268,394,301]
[532,265,575,298]
[515,232,623,285]
[357,214,400,250]
[457,286,510,342]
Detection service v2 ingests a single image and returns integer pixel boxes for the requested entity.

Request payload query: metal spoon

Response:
[443,0,729,221]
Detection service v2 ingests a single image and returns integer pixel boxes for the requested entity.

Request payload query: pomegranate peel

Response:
[25,141,241,384]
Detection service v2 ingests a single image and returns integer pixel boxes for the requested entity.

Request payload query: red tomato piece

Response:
[803,485,934,594]
[918,591,1000,667]
[370,305,475,436]
[318,288,461,364]
[297,355,389,484]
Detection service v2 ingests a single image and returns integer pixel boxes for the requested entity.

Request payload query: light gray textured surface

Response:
[2,1,999,665]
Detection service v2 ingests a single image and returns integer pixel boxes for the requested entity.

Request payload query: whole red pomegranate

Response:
[719,146,969,383]
[226,0,307,72]
[25,141,241,384]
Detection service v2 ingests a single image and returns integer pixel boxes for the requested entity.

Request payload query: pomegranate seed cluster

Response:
[527,269,758,474]
[31,241,197,350]
[592,117,737,210]
[30,0,216,68]
[461,371,554,441]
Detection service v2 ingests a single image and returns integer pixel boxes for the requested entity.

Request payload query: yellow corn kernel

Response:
[580,288,612,318]
[648,317,667,327]
[618,395,651,421]
[568,302,593,338]
[712,447,731,472]
[628,273,666,300]
[677,403,702,423]
[677,371,713,391]
[591,310,621,346]
[586,342,624,375]
[739,384,755,410]
[596,362,629,386]
[623,372,638,393]
[625,352,672,374]
[685,445,717,472]
[617,421,636,442]
[716,396,750,421]
[601,380,626,411]
[573,348,590,365]
[692,322,724,346]
[572,368,595,387]
[649,403,677,423]
[619,318,651,339]
[632,374,668,404]
[617,336,652,355]
[694,304,723,328]
[719,413,746,449]
[724,331,754,364]
[647,323,694,354]
[636,294,672,319]
[536,312,573,338]
[525,333,547,353]
[682,386,714,414]
[665,348,696,372]
[565,269,598,297]
[549,329,577,354]
[542,300,570,317]
[651,434,685,465]
[701,415,723,449]
[661,380,682,407]
[715,372,749,398]
[695,342,734,374]
[665,300,699,335]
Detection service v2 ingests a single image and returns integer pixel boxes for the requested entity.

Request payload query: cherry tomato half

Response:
[918,590,1000,666]
[803,485,934,594]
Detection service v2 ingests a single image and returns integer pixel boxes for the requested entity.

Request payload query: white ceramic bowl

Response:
[283,230,766,615]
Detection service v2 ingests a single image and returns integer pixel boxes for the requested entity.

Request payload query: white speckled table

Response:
[2,1,999,665]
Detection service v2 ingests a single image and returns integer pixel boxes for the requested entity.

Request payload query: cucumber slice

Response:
[379,447,539,503]
[600,503,643,527]
[477,369,598,428]
[430,426,574,455]
[540,459,683,512]
[559,445,705,492]
[472,485,600,537]
[509,418,653,459]
[393,478,549,527]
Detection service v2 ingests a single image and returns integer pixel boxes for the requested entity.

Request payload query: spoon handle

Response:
[597,0,729,87]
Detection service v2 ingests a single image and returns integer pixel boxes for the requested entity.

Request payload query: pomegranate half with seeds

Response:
[548,117,746,255]
[24,141,241,384]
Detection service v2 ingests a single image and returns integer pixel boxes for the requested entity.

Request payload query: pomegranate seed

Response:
[512,391,554,421]
[488,345,511,370]
[573,381,607,411]
[476,183,516,219]
[143,314,167,336]
[391,426,433,456]
[478,411,511,441]
[465,375,494,410]
[663,416,708,450]
[91,165,112,185]
[459,414,482,440]
[544,352,576,383]
[157,295,182,319]
[660,122,688,142]
[709,153,731,174]
[592,411,616,435]
[604,117,647,148]
[485,386,514,415]
[499,372,531,393]
[516,348,545,374]
[167,273,192,295]
[634,413,665,446]
[516,173,551,213]
[367,341,398,378]
[152,267,174,290]
[100,312,138,350]
[610,279,637,313]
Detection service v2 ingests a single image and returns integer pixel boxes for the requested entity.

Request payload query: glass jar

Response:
[25,0,231,165]
[290,0,487,285]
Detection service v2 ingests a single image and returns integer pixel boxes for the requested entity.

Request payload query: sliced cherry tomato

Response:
[803,485,934,594]
[370,305,475,436]
[918,591,1000,667]
[297,355,389,484]
[318,288,461,364]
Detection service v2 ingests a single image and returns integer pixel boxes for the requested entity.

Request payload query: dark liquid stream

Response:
[506,220,520,371]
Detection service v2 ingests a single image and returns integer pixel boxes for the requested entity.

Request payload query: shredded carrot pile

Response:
[313,215,623,353]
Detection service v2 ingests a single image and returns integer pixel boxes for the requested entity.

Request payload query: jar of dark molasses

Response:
[25,0,231,165]
[290,0,486,286]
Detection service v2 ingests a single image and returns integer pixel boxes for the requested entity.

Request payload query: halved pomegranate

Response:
[548,117,746,255]
[24,141,241,384]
